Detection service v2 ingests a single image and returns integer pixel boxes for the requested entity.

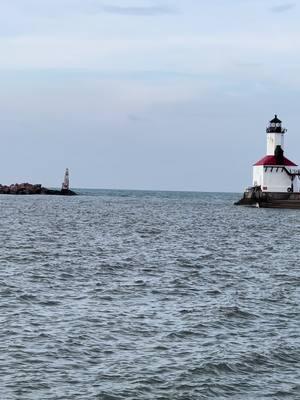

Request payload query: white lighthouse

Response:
[252,115,300,193]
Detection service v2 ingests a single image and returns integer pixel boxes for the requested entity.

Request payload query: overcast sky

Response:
[0,0,299,191]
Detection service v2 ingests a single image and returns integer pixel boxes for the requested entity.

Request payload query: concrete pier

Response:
[235,188,300,209]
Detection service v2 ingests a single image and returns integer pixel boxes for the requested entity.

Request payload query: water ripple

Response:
[0,191,299,399]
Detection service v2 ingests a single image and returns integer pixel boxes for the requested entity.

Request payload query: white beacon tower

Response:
[62,168,70,191]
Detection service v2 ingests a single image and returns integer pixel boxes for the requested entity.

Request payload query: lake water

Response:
[0,190,299,399]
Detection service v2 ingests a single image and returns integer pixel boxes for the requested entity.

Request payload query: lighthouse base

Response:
[235,188,300,209]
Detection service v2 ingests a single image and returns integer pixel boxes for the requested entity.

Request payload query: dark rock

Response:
[0,183,77,196]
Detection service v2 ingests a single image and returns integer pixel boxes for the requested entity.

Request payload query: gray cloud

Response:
[0,1,177,18]
[102,5,177,16]
[270,3,296,13]
[128,113,150,123]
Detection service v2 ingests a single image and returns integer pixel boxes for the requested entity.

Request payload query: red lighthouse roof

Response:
[254,155,297,166]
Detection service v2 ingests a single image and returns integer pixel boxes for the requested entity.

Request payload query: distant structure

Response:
[235,115,300,208]
[0,167,76,195]
[62,168,70,191]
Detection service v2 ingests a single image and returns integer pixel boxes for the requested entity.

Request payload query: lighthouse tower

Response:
[252,115,299,192]
[266,115,286,155]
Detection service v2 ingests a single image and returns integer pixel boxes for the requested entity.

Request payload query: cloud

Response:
[270,3,296,13]
[102,4,177,16]
[128,113,147,122]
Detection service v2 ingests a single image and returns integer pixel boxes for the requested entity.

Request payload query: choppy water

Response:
[0,190,299,399]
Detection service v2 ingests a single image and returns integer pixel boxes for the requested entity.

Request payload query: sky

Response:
[0,0,300,191]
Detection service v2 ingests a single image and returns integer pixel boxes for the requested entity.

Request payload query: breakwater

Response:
[0,183,76,195]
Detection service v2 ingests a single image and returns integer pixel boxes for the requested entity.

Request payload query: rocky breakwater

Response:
[0,183,77,195]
